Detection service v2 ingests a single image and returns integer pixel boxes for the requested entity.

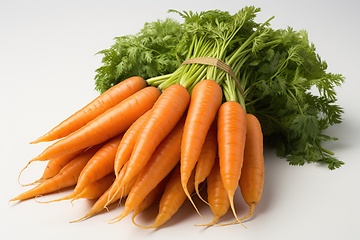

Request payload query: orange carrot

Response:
[180,79,222,214]
[71,161,137,223]
[113,109,152,177]
[131,176,169,228]
[18,149,84,186]
[217,101,247,223]
[119,84,190,188]
[41,134,123,203]
[194,120,217,204]
[71,173,115,202]
[198,157,229,226]
[31,76,147,143]
[32,86,160,161]
[39,149,84,181]
[140,164,196,229]
[10,145,102,202]
[110,116,185,222]
[239,114,264,221]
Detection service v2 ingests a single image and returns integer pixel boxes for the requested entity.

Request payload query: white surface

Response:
[1,0,359,239]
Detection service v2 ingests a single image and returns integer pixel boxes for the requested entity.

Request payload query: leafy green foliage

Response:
[94,18,190,93]
[93,6,345,169]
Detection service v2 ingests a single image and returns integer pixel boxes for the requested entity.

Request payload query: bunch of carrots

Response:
[10,6,344,229]
[10,75,264,228]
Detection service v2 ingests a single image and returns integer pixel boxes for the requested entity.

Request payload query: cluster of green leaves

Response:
[242,27,344,169]
[94,6,345,169]
[94,18,191,93]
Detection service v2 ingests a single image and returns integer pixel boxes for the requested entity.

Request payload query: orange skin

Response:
[217,101,247,223]
[32,86,160,160]
[10,145,102,202]
[119,84,190,188]
[31,76,147,143]
[180,79,222,214]
[239,114,264,221]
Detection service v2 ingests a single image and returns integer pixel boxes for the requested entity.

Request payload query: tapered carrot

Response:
[71,173,115,202]
[139,164,196,229]
[194,120,217,205]
[32,86,161,161]
[131,176,169,228]
[181,79,222,214]
[71,162,137,223]
[113,109,152,177]
[119,84,190,188]
[38,149,85,182]
[217,101,247,223]
[18,149,84,186]
[40,134,123,203]
[197,157,229,226]
[239,114,264,221]
[31,76,147,143]
[10,145,102,202]
[110,116,185,223]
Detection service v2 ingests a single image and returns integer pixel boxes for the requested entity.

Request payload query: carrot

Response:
[140,164,196,229]
[217,101,247,223]
[131,176,169,228]
[113,109,152,177]
[71,173,115,202]
[32,86,161,161]
[38,149,84,182]
[198,157,229,226]
[31,76,147,143]
[10,145,102,202]
[109,115,185,223]
[239,113,264,221]
[119,83,190,188]
[180,79,222,214]
[194,120,217,205]
[71,162,137,223]
[18,149,84,186]
[41,134,123,203]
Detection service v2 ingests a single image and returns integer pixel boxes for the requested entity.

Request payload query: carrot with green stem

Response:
[113,109,152,177]
[39,134,123,203]
[239,113,264,222]
[10,144,102,202]
[31,76,147,143]
[109,115,185,223]
[118,83,190,188]
[31,86,160,161]
[180,79,222,216]
[193,120,217,205]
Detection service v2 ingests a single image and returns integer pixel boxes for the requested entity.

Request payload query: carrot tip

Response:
[182,184,202,218]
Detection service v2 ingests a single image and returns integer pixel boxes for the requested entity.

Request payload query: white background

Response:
[1,0,359,239]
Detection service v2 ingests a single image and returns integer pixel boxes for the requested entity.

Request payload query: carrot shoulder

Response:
[31,76,147,143]
[32,86,160,160]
